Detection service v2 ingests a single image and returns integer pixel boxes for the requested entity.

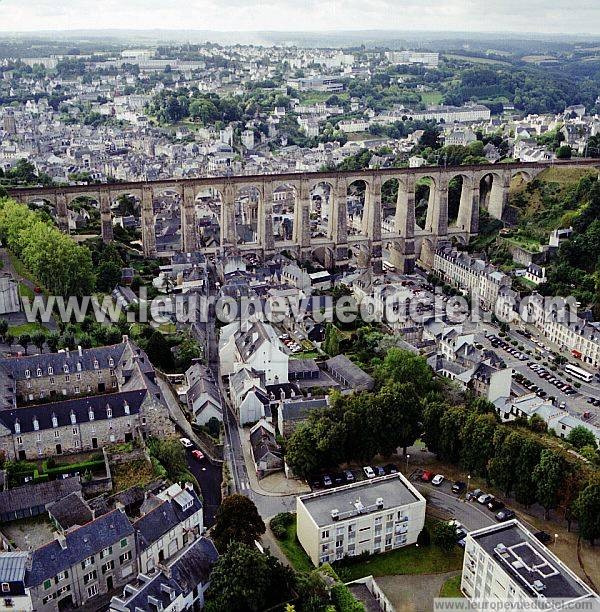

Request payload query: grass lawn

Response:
[9,322,48,336]
[439,574,464,598]
[18,283,34,300]
[342,544,464,581]
[291,350,320,359]
[420,91,443,105]
[276,522,315,573]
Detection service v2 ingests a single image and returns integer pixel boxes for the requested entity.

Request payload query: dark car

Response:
[374,466,386,477]
[332,473,345,486]
[343,469,355,482]
[534,531,552,544]
[322,474,332,487]
[451,481,467,494]
[384,463,398,475]
[488,499,505,512]
[496,509,515,522]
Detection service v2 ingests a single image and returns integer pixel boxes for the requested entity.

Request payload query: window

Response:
[87,585,98,598]
[89,410,94,421]
[70,412,76,425]
[54,431,60,438]
[106,407,112,418]
[81,556,94,569]
[14,421,20,434]
[16,436,22,445]
[100,546,112,559]
[44,579,52,590]
[120,538,128,548]
[65,375,70,382]
[48,366,53,375]
[93,359,99,369]
[50,377,55,385]
[102,560,114,574]
[42,595,54,604]
[119,551,131,564]
[74,386,80,394]
[77,362,82,372]
[108,357,114,367]
[72,428,78,435]
[321,530,329,539]
[76,373,81,381]
[56,570,68,582]
[1,584,9,593]
[83,570,97,585]
[63,365,69,374]
[36,368,42,377]
[25,369,30,379]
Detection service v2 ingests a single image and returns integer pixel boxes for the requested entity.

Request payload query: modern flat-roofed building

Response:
[462,520,600,606]
[296,473,426,566]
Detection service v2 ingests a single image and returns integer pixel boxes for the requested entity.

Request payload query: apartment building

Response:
[296,473,426,566]
[461,520,599,606]
[0,338,175,460]
[433,245,511,311]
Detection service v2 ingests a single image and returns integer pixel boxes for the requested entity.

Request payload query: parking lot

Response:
[483,330,600,424]
[309,463,402,491]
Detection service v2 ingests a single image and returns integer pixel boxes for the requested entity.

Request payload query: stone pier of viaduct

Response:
[6,160,599,273]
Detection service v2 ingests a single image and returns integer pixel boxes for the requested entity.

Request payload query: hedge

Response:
[330,583,366,612]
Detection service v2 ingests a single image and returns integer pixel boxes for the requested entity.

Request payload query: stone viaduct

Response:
[6,160,600,273]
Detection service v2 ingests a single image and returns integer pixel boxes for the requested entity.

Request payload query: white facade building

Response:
[462,520,599,606]
[296,474,426,566]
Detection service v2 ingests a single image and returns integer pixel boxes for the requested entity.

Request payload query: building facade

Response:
[297,473,426,566]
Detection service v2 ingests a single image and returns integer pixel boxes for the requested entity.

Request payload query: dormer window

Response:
[89,410,94,421]
[63,364,69,374]
[36,368,42,377]
[93,359,99,370]
[33,417,39,431]
[108,357,114,367]
[123,401,130,415]
[52,414,58,428]
[70,411,76,425]
[48,366,54,376]
[25,369,31,379]
[106,406,112,418]
[14,420,20,435]
[76,362,82,372]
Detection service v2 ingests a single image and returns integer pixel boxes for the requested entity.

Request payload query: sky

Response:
[1,0,599,35]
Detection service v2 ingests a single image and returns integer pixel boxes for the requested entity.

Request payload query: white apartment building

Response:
[296,474,426,566]
[408,104,491,123]
[462,521,599,606]
[525,294,600,367]
[433,246,511,311]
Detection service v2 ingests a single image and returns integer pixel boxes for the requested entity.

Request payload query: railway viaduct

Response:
[6,160,600,273]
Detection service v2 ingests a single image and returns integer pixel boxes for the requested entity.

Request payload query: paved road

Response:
[185,448,222,528]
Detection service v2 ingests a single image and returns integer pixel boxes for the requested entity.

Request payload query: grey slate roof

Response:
[325,355,374,391]
[0,476,81,515]
[27,509,134,586]
[134,490,202,551]
[47,492,94,530]
[0,389,147,434]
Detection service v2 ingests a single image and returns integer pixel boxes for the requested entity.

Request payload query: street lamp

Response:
[467,474,471,494]
[554,533,559,546]
[406,454,410,473]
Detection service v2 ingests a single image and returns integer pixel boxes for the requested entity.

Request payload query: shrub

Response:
[270,512,294,540]
[417,525,431,546]
[330,583,366,612]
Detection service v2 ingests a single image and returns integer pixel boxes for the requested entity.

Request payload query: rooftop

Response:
[470,521,599,603]
[299,473,424,527]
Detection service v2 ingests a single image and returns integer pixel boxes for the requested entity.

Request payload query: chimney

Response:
[122,335,129,343]
[56,533,67,550]
[115,501,126,514]
[65,347,70,357]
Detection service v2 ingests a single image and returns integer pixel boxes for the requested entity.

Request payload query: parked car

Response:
[344,469,355,482]
[363,466,376,479]
[451,481,467,494]
[384,463,398,474]
[477,493,494,505]
[534,531,552,544]
[191,449,204,461]
[374,466,386,477]
[488,499,505,512]
[431,474,445,486]
[420,470,434,482]
[496,509,515,522]
[322,474,333,487]
[179,437,193,448]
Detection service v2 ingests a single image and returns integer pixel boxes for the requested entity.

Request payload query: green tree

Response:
[286,421,325,479]
[432,521,457,552]
[212,494,266,553]
[422,399,447,456]
[514,437,542,507]
[438,405,469,463]
[31,330,46,353]
[96,261,122,292]
[374,348,433,393]
[17,333,31,355]
[573,484,600,545]
[489,431,524,497]
[567,426,597,450]
[46,331,60,353]
[460,413,498,477]
[0,319,8,341]
[555,145,572,159]
[205,542,295,612]
[533,450,565,519]
[147,438,187,481]
[4,332,14,351]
